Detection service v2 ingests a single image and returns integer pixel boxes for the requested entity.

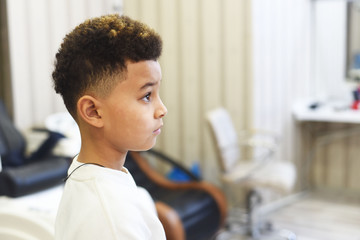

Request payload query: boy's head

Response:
[52,14,162,119]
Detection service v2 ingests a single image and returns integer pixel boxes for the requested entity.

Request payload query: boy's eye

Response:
[142,92,151,102]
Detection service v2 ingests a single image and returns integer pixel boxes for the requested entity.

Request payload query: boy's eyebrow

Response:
[140,80,159,90]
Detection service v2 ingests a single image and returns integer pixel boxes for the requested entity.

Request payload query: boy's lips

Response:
[153,125,163,134]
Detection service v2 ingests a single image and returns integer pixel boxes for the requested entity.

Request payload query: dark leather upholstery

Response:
[125,151,223,240]
[0,101,27,167]
[0,157,69,197]
[0,100,70,197]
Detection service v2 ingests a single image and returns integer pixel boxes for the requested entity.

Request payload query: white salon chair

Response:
[206,107,296,239]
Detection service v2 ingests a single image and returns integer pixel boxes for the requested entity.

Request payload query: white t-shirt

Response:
[55,156,166,240]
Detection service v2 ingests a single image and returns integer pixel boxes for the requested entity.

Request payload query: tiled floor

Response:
[267,192,360,240]
[215,191,360,240]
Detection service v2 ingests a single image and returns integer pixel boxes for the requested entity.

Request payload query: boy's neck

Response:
[76,120,128,172]
[77,147,127,172]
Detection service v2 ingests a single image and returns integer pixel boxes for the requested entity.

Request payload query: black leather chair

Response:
[125,150,227,240]
[0,100,70,197]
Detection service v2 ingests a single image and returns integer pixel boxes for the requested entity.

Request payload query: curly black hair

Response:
[52,14,162,117]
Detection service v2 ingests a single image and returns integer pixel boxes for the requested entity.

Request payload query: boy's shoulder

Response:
[66,158,133,186]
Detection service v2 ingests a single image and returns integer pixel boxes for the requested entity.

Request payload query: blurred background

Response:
[1,0,360,239]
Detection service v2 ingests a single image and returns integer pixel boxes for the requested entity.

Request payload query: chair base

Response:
[215,217,296,240]
[214,190,304,240]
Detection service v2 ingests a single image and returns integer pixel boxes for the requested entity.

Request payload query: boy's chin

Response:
[131,141,157,152]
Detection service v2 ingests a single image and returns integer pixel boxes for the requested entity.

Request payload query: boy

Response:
[52,14,167,239]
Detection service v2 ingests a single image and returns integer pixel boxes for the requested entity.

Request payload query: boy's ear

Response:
[77,95,104,128]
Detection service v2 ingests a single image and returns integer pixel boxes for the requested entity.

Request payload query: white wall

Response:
[251,0,312,173]
[313,1,349,98]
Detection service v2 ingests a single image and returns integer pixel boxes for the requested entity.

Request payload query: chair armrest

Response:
[129,151,228,226]
[155,202,185,240]
[238,128,280,141]
[238,128,279,151]
[28,129,65,161]
[0,157,69,197]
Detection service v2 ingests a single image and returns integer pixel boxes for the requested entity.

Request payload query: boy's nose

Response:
[155,99,167,119]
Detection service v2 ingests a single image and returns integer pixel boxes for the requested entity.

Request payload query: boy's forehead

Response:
[125,60,161,82]
[112,60,161,91]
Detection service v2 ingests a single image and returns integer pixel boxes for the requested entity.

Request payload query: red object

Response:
[352,100,360,110]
